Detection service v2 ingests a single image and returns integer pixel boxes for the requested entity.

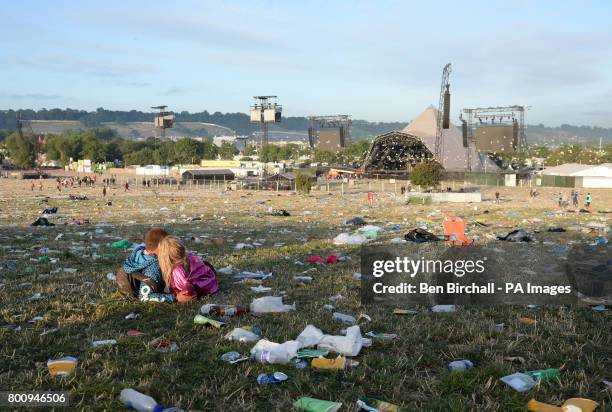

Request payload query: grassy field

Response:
[0,180,610,411]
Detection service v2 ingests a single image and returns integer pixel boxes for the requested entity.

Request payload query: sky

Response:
[1,0,612,126]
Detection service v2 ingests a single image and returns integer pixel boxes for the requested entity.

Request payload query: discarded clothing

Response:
[42,207,57,214]
[344,217,366,226]
[404,228,439,243]
[497,229,533,242]
[269,209,291,216]
[31,217,55,227]
[306,255,339,264]
[547,227,566,233]
[68,194,88,200]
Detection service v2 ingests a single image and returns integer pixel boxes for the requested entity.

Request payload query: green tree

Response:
[602,144,612,163]
[104,139,123,162]
[243,144,256,156]
[313,149,337,164]
[259,144,279,163]
[82,136,106,162]
[219,141,238,160]
[5,131,37,169]
[295,172,312,194]
[545,144,601,166]
[174,138,203,164]
[45,135,73,165]
[90,127,117,141]
[159,141,176,164]
[410,162,445,188]
[530,145,550,158]
[346,139,371,160]
[277,144,298,161]
[201,138,218,160]
[124,148,160,166]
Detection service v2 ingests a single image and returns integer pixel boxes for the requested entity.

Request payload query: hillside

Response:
[1,108,611,144]
[24,120,234,140]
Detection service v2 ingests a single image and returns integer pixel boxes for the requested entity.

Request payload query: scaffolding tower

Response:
[250,96,282,147]
[308,115,352,148]
[461,105,529,152]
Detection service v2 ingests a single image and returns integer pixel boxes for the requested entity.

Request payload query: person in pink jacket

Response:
[158,236,219,303]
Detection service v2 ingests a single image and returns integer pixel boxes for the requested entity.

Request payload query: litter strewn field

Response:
[0,180,610,411]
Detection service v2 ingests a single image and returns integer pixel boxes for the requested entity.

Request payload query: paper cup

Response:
[294,397,342,412]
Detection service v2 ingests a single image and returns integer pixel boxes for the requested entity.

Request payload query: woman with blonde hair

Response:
[158,236,219,303]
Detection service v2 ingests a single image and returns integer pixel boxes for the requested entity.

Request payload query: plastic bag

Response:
[318,325,363,357]
[250,296,295,313]
[333,233,368,245]
[296,325,324,348]
[500,372,536,392]
[225,328,260,343]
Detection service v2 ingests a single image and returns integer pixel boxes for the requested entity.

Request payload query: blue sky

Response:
[1,0,611,126]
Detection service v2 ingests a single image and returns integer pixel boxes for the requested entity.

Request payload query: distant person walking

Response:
[571,190,579,208]
[30,181,35,191]
[124,181,129,192]
[495,191,500,204]
[38,181,43,191]
[585,193,592,209]
[103,186,107,198]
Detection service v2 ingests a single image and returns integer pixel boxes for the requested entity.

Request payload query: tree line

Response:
[2,108,612,141]
[1,128,239,169]
[0,127,372,169]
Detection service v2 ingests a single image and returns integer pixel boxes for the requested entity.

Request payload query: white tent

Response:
[402,106,499,172]
[541,163,612,188]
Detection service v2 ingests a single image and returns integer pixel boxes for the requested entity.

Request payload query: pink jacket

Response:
[169,254,219,302]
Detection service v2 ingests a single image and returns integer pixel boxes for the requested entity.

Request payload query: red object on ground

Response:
[325,255,339,264]
[127,329,145,337]
[306,255,339,264]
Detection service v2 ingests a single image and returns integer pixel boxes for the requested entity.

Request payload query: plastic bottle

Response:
[92,339,118,348]
[332,312,357,325]
[526,368,559,381]
[448,360,474,372]
[200,304,248,317]
[252,349,294,364]
[250,339,300,364]
[120,388,163,412]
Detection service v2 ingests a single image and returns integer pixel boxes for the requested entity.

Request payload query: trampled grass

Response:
[0,182,610,411]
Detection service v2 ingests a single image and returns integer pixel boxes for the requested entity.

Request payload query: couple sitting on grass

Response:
[116,228,218,303]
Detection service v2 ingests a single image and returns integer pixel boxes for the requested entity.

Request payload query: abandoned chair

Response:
[443,215,473,246]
